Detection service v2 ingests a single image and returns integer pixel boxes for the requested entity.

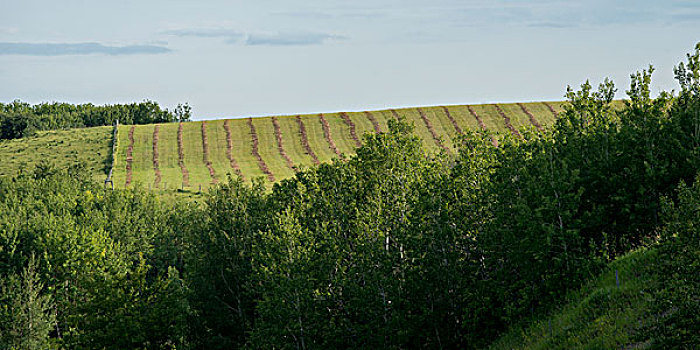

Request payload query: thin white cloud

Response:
[162,28,244,40]
[163,27,348,46]
[0,42,171,56]
[245,32,347,46]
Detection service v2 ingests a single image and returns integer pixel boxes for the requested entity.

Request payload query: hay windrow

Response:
[543,102,559,118]
[125,125,135,187]
[319,114,343,159]
[364,111,382,133]
[272,117,295,171]
[417,108,449,152]
[340,112,362,147]
[178,122,190,187]
[442,106,463,134]
[153,125,162,188]
[467,106,499,147]
[201,121,218,184]
[248,118,275,182]
[296,116,320,165]
[494,104,522,138]
[517,103,544,132]
[223,120,245,181]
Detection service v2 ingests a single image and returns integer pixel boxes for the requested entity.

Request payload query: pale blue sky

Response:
[0,0,698,119]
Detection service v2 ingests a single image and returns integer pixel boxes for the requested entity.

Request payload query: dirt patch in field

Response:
[319,114,343,159]
[272,117,295,171]
[125,125,135,187]
[493,104,522,138]
[467,106,498,147]
[178,123,190,187]
[201,121,218,184]
[517,103,544,132]
[340,112,362,147]
[417,108,449,152]
[543,102,559,118]
[153,125,162,188]
[442,106,463,134]
[364,111,382,133]
[248,118,275,182]
[296,116,320,165]
[223,120,245,181]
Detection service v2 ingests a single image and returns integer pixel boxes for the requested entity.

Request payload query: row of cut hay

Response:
[272,117,295,170]
[467,106,499,146]
[201,121,218,184]
[417,107,449,152]
[517,103,544,132]
[364,111,382,133]
[340,112,362,147]
[543,102,559,117]
[296,116,320,165]
[223,120,245,180]
[442,106,463,135]
[493,104,522,138]
[248,118,275,182]
[153,125,162,188]
[319,114,343,159]
[178,123,190,187]
[125,125,135,187]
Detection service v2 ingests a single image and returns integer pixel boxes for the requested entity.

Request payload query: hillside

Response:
[1,101,573,190]
[0,126,112,181]
[490,248,658,349]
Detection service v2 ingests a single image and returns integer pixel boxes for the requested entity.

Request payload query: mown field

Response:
[0,101,581,190]
[111,101,570,191]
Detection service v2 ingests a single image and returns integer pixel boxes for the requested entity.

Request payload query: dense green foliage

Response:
[1,45,699,349]
[0,100,191,140]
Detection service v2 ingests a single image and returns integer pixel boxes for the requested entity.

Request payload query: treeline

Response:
[0,100,191,140]
[1,46,699,349]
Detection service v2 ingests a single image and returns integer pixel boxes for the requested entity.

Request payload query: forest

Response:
[0,100,190,140]
[1,45,699,349]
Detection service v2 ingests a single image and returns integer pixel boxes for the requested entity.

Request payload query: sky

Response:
[0,0,698,120]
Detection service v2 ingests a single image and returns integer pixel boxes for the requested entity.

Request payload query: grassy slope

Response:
[1,101,581,189]
[489,248,658,350]
[0,126,111,182]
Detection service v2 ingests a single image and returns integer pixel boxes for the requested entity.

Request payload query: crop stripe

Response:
[248,118,275,182]
[223,120,245,181]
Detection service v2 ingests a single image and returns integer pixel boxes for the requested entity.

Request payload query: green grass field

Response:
[490,248,657,349]
[0,101,570,190]
[0,126,112,182]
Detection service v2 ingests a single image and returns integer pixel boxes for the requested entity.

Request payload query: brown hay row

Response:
[543,102,559,118]
[417,108,449,152]
[272,117,295,171]
[494,104,522,138]
[125,125,135,187]
[517,103,544,132]
[467,106,499,147]
[442,106,463,134]
[319,113,343,158]
[223,120,245,181]
[296,116,320,165]
[178,122,190,187]
[201,121,218,184]
[153,125,162,188]
[390,109,401,120]
[364,111,382,133]
[248,118,275,182]
[340,112,362,147]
